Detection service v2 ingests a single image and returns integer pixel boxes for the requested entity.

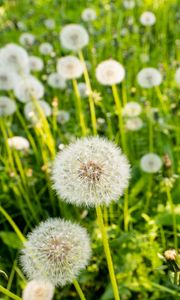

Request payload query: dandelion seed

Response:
[39,43,53,55]
[8,136,30,151]
[0,96,16,116]
[96,59,125,86]
[20,218,91,287]
[60,24,89,51]
[14,75,44,102]
[57,56,84,80]
[29,56,44,72]
[140,11,156,26]
[52,137,130,207]
[123,102,142,117]
[140,153,162,173]
[47,73,66,89]
[19,33,35,47]
[22,279,54,300]
[137,68,162,88]
[81,8,97,22]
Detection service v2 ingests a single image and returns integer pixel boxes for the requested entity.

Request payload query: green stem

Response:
[166,186,178,250]
[73,279,87,300]
[0,285,22,300]
[124,189,129,231]
[96,206,120,300]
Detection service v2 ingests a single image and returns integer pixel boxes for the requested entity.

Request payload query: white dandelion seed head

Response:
[137,68,162,88]
[125,117,143,131]
[140,11,156,26]
[0,68,19,90]
[0,43,30,74]
[140,153,162,173]
[14,75,44,102]
[96,59,125,86]
[24,100,52,123]
[44,19,55,29]
[47,73,66,89]
[123,101,142,117]
[57,56,84,80]
[81,8,97,22]
[8,136,30,151]
[120,28,129,37]
[57,110,70,124]
[39,43,53,55]
[0,96,16,116]
[123,0,135,9]
[175,67,180,86]
[52,137,130,207]
[29,56,44,72]
[77,82,90,98]
[22,279,54,300]
[60,24,89,51]
[20,218,91,287]
[19,33,35,47]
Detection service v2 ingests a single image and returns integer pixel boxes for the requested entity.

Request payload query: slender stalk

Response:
[0,206,26,243]
[166,186,178,250]
[124,189,129,231]
[0,285,22,300]
[155,86,167,113]
[73,279,87,300]
[149,118,154,152]
[96,206,120,300]
[78,50,97,135]
[72,79,87,136]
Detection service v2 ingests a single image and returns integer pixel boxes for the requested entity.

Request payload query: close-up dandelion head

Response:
[57,55,84,80]
[20,218,91,287]
[22,279,54,300]
[140,11,156,26]
[96,59,125,86]
[60,24,89,51]
[137,67,162,88]
[140,153,162,173]
[14,75,44,102]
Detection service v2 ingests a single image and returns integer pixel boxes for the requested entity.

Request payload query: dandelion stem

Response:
[0,285,22,300]
[124,189,129,231]
[166,186,178,250]
[0,206,26,243]
[72,79,87,136]
[96,206,120,300]
[73,279,87,300]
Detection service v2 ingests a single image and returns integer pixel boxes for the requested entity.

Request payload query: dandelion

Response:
[96,59,125,86]
[20,218,91,287]
[81,8,97,22]
[0,96,16,116]
[44,19,55,29]
[24,100,52,123]
[125,117,143,131]
[14,75,44,102]
[140,11,156,26]
[140,153,162,173]
[39,43,53,55]
[29,56,44,72]
[123,101,142,117]
[8,136,30,151]
[123,0,135,9]
[164,249,177,261]
[0,69,18,90]
[175,67,180,85]
[0,43,29,74]
[52,136,130,207]
[137,68,162,88]
[60,24,89,51]
[77,82,90,98]
[22,280,54,300]
[57,110,70,124]
[19,33,35,47]
[47,73,66,89]
[57,56,84,80]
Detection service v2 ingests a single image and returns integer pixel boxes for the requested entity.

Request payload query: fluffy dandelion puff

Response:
[81,8,97,21]
[14,75,44,102]
[123,101,142,117]
[0,69,19,90]
[0,43,29,74]
[137,68,162,88]
[44,19,55,29]
[125,117,143,131]
[20,218,91,287]
[123,0,135,9]
[52,137,130,207]
[57,56,84,80]
[140,11,156,26]
[29,56,44,72]
[24,100,52,123]
[19,33,35,47]
[175,67,180,86]
[96,59,125,86]
[60,24,89,51]
[57,110,70,124]
[22,279,54,300]
[47,73,66,89]
[140,153,162,173]
[39,43,53,55]
[8,136,30,151]
[0,96,16,116]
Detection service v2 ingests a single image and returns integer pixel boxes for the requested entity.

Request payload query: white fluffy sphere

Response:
[57,56,84,80]
[96,59,125,86]
[0,96,16,116]
[47,73,66,89]
[140,11,156,26]
[60,24,89,51]
[14,75,44,102]
[22,280,54,300]
[137,68,162,88]
[140,153,162,173]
